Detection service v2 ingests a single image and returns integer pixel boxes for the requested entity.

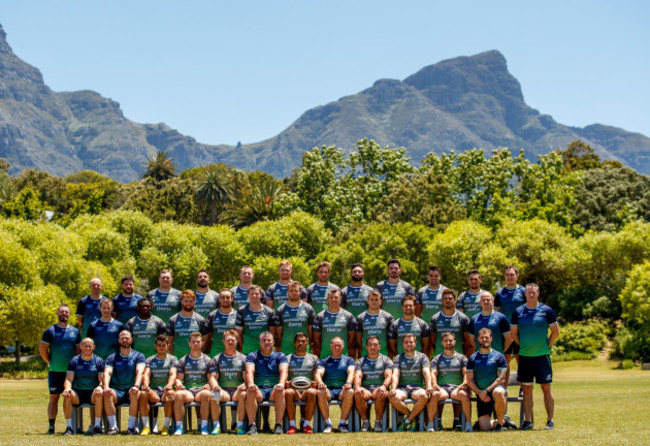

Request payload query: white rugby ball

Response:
[290,376,312,390]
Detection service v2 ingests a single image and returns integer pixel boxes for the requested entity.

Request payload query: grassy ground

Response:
[1,359,648,445]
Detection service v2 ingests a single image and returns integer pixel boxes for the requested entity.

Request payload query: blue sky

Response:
[3,1,649,145]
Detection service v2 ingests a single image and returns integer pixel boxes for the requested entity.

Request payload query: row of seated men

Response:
[42,261,558,434]
[55,328,512,436]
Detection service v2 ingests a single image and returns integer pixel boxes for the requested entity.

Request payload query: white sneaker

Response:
[323,423,333,434]
[464,421,473,432]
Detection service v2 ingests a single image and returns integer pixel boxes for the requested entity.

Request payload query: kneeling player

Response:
[138,335,177,435]
[285,332,319,434]
[388,334,432,432]
[173,332,213,435]
[427,332,472,432]
[62,338,104,435]
[354,335,393,432]
[207,330,248,434]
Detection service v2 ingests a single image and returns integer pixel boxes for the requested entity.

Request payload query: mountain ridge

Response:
[0,24,648,181]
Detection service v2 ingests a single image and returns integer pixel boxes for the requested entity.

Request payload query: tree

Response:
[226,181,284,228]
[195,169,234,225]
[1,187,45,220]
[142,150,177,183]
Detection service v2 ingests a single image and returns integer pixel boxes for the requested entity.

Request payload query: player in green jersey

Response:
[354,336,393,432]
[274,281,316,354]
[284,332,319,434]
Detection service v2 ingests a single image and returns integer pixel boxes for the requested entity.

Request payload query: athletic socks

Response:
[164,417,171,428]
[201,419,208,428]
[107,415,117,429]
[66,418,72,428]
[426,422,434,430]
[142,417,150,428]
[128,415,137,429]
[236,421,245,428]
[94,417,102,427]
[289,420,297,428]
[176,421,183,430]
[49,419,55,429]
[303,420,311,427]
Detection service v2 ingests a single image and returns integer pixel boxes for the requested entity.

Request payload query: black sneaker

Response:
[521,420,533,430]
[46,426,55,435]
[247,424,258,435]
[107,427,120,435]
[453,418,462,431]
[274,423,283,434]
[545,420,554,430]
[85,425,95,435]
[127,428,139,435]
[93,425,103,436]
[493,423,503,432]
[503,415,518,429]
[62,426,73,436]
[437,420,443,431]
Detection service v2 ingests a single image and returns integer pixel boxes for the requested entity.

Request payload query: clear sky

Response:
[3,1,649,146]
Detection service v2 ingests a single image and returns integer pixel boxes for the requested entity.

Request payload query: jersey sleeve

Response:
[510,310,519,326]
[157,319,167,335]
[499,314,511,333]
[415,288,423,306]
[307,306,315,324]
[355,315,363,332]
[105,353,115,370]
[317,358,327,371]
[497,353,507,370]
[467,318,475,336]
[300,286,308,301]
[76,298,85,317]
[405,283,415,296]
[67,356,78,372]
[176,357,186,375]
[429,315,437,334]
[466,354,475,372]
[278,352,289,365]
[546,306,558,325]
[430,354,440,370]
[312,314,323,333]
[459,355,468,368]
[98,357,105,372]
[166,317,175,336]
[387,321,397,340]
[207,357,219,375]
[494,290,502,308]
[41,327,53,344]
[87,322,96,338]
[420,319,431,337]
[245,352,257,365]
[235,308,245,330]
[263,285,274,304]
[346,313,357,331]
[199,317,210,335]
[136,352,146,365]
[125,318,134,332]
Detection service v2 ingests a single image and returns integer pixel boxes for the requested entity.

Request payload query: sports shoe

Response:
[408,420,418,432]
[235,425,246,435]
[200,425,209,435]
[160,426,170,436]
[374,422,383,433]
[302,425,314,434]
[231,421,237,432]
[286,426,298,434]
[127,427,139,435]
[107,427,120,435]
[437,420,443,431]
[503,414,518,429]
[427,425,435,433]
[247,424,258,435]
[453,418,462,431]
[274,423,283,434]
[545,420,554,430]
[360,420,370,432]
[210,424,221,435]
[493,423,503,432]
[85,425,95,435]
[521,420,533,430]
[63,426,73,436]
[92,425,103,436]
[339,423,349,433]
[46,426,55,435]
[140,426,151,436]
[322,423,333,434]
[397,419,410,432]
[173,426,184,436]
[463,421,473,432]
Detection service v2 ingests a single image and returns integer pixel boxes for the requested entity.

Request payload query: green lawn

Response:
[1,359,648,445]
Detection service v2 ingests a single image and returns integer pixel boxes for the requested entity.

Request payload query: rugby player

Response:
[207,329,248,435]
[495,265,526,374]
[375,259,416,319]
[206,288,238,357]
[112,275,142,325]
[230,265,255,310]
[102,330,146,435]
[510,283,560,431]
[61,338,104,436]
[274,281,316,354]
[244,331,288,435]
[235,285,275,354]
[146,269,181,324]
[388,295,431,358]
[430,289,472,357]
[356,290,394,358]
[354,336,393,432]
[194,269,219,319]
[125,297,166,359]
[315,337,355,433]
[306,261,341,315]
[284,332,319,434]
[427,332,471,432]
[76,277,107,338]
[138,335,178,436]
[166,289,209,359]
[466,328,508,432]
[340,263,373,317]
[415,266,448,323]
[172,332,213,435]
[312,288,357,358]
[39,304,81,434]
[457,269,489,319]
[389,334,432,432]
[264,260,307,310]
[87,299,125,359]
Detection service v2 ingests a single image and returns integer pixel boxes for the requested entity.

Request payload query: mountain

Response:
[0,24,648,181]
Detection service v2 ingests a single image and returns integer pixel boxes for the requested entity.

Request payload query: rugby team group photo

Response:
[41,259,558,436]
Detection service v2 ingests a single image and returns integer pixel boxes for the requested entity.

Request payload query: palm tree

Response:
[142,150,177,183]
[227,181,283,228]
[195,169,234,225]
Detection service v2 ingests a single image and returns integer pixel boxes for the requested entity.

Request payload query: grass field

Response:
[1,359,648,445]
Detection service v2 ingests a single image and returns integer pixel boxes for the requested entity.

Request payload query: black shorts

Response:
[188,388,205,398]
[48,371,67,394]
[152,386,166,399]
[222,387,238,398]
[113,388,131,405]
[363,384,381,393]
[397,384,424,398]
[517,355,553,384]
[74,389,95,406]
[504,342,520,355]
[440,384,458,396]
[476,386,507,418]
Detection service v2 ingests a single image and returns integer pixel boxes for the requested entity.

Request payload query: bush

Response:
[552,319,609,359]
[613,323,650,362]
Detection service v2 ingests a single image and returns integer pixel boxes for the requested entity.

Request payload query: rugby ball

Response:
[290,376,312,390]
